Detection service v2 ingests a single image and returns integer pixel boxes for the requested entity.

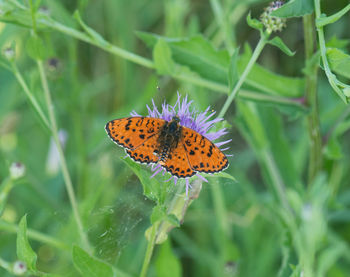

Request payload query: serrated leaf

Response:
[16,215,37,271]
[153,39,176,75]
[327,47,350,79]
[72,246,113,277]
[316,4,350,27]
[246,12,263,31]
[25,35,47,60]
[228,48,239,92]
[267,36,295,56]
[271,0,314,18]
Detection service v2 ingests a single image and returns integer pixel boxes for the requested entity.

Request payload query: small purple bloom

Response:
[131,93,231,193]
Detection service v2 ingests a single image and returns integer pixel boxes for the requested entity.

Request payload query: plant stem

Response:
[139,181,186,277]
[0,219,69,250]
[140,221,160,277]
[11,63,50,130]
[219,35,267,118]
[303,14,322,184]
[36,60,91,253]
[0,257,12,273]
[314,0,348,103]
[261,149,291,212]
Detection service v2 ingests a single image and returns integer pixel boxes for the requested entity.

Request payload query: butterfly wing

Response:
[105,116,165,150]
[125,135,159,164]
[160,142,196,178]
[181,126,229,174]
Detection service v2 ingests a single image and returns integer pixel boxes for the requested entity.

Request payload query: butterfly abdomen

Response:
[156,117,183,162]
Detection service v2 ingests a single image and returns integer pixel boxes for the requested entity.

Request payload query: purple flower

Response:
[131,93,231,194]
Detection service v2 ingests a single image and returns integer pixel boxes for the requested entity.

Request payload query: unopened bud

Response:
[10,162,25,180]
[260,1,287,33]
[13,261,27,275]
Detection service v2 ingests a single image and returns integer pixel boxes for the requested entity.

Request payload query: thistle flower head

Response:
[131,93,231,194]
[260,1,286,33]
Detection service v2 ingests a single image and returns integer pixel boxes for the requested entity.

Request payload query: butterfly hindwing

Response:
[181,126,229,174]
[105,117,166,150]
[125,135,159,164]
[161,142,196,178]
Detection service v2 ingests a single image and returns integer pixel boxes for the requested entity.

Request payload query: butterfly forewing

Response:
[105,117,166,150]
[181,126,229,174]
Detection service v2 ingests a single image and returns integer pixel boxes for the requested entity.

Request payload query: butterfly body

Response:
[156,116,182,162]
[105,116,228,178]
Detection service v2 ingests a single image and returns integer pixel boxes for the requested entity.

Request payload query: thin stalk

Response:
[0,257,12,273]
[303,14,322,184]
[35,16,307,110]
[11,63,50,130]
[219,35,267,118]
[0,219,69,250]
[261,149,291,212]
[140,181,186,277]
[139,221,160,277]
[36,60,91,253]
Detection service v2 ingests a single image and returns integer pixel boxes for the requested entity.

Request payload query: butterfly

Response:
[105,116,229,178]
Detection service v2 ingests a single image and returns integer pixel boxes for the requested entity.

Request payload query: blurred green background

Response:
[1,0,350,276]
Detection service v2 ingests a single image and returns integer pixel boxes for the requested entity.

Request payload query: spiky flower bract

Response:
[131,93,231,194]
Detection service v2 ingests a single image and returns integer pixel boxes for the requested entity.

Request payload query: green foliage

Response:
[16,215,37,271]
[0,0,350,277]
[72,246,114,277]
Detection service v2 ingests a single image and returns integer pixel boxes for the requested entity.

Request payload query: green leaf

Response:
[316,4,350,27]
[324,119,350,160]
[228,48,239,92]
[73,10,109,47]
[238,44,304,97]
[165,213,180,227]
[137,32,230,84]
[246,12,263,31]
[271,0,314,18]
[155,240,182,277]
[122,157,162,202]
[151,205,167,224]
[153,39,176,75]
[25,35,47,60]
[267,37,295,56]
[205,171,236,182]
[137,33,304,97]
[327,47,350,79]
[16,215,37,271]
[72,246,114,277]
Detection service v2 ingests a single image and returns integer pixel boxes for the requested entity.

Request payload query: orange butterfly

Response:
[105,116,229,178]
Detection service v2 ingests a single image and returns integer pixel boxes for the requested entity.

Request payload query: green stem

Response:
[303,14,322,184]
[40,18,154,69]
[0,257,12,273]
[11,63,50,130]
[0,219,69,250]
[139,181,186,277]
[314,0,347,102]
[219,35,267,118]
[139,221,160,277]
[36,60,91,253]
[261,149,291,212]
